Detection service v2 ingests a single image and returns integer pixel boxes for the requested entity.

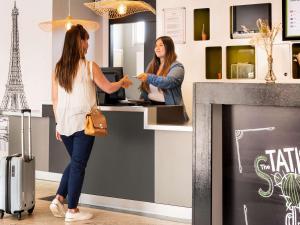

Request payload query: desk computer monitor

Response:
[96,67,125,105]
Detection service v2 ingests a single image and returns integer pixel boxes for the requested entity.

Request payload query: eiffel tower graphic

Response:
[1,1,29,112]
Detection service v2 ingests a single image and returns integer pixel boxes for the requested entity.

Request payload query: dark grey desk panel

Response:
[83,111,154,203]
[43,104,69,173]
[48,117,69,173]
[44,104,155,203]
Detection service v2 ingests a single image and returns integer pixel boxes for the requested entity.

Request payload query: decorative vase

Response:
[201,23,207,40]
[265,55,276,83]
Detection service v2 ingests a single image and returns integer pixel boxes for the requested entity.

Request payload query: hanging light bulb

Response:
[117,3,127,15]
[65,16,73,30]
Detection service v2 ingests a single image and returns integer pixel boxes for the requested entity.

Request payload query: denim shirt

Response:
[141,61,189,121]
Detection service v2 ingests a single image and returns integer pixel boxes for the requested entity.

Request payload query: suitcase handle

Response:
[21,109,32,160]
[21,109,31,114]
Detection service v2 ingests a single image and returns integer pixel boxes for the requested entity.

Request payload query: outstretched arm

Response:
[92,62,132,93]
[137,65,184,89]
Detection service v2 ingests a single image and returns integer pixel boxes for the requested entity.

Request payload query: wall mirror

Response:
[110,22,146,99]
[109,0,156,100]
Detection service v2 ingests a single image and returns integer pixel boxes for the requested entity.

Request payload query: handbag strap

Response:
[89,61,94,81]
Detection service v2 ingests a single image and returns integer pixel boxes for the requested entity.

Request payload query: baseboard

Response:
[36,170,62,182]
[79,193,192,221]
[35,171,192,220]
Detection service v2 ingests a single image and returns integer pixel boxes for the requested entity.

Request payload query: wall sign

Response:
[223,105,300,225]
[163,7,186,44]
[282,0,300,40]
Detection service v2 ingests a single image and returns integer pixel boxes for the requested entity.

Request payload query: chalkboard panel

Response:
[223,105,300,225]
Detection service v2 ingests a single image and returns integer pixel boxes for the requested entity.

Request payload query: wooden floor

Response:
[1,180,190,225]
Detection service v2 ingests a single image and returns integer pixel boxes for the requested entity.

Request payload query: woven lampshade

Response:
[39,16,100,32]
[84,0,156,19]
[39,0,100,32]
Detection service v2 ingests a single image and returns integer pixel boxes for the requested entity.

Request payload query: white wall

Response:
[52,0,103,70]
[155,0,295,116]
[100,0,300,116]
[1,1,296,114]
[0,0,52,112]
[0,0,104,112]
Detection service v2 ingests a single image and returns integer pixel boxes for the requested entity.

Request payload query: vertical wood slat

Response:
[193,102,212,225]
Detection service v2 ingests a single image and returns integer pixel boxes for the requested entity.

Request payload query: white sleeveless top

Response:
[148,84,165,102]
[56,60,96,136]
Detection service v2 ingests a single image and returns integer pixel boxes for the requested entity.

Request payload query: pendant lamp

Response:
[39,0,100,32]
[84,0,156,19]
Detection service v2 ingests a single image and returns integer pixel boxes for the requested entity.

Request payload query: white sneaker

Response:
[65,211,93,222]
[49,198,66,218]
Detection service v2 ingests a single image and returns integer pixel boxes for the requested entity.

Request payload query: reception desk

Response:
[1,104,192,219]
[40,104,192,219]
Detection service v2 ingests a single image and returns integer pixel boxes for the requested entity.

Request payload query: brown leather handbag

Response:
[84,107,108,136]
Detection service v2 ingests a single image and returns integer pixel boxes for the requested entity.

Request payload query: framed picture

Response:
[282,0,300,40]
[163,7,186,44]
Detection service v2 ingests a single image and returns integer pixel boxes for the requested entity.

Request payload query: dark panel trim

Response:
[195,83,300,107]
[193,103,212,225]
[109,25,113,67]
[42,104,54,118]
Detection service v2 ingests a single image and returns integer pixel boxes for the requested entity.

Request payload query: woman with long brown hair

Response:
[137,36,189,121]
[50,24,131,222]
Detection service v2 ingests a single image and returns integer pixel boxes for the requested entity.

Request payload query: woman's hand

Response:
[56,131,62,142]
[137,73,148,82]
[120,75,133,88]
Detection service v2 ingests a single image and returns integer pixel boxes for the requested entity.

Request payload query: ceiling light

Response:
[84,0,156,19]
[39,0,100,32]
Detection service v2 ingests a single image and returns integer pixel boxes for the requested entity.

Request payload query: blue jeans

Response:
[56,130,95,209]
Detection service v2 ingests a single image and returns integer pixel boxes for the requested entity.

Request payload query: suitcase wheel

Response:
[17,212,22,220]
[28,205,35,214]
[0,210,4,219]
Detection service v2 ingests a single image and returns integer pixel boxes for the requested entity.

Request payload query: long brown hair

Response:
[141,36,177,92]
[55,24,89,93]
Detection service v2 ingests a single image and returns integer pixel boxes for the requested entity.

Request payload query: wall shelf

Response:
[230,3,272,39]
[194,8,210,41]
[206,47,222,79]
[292,44,300,79]
[226,45,255,79]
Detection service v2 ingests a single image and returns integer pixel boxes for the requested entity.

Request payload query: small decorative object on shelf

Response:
[202,23,207,40]
[294,53,300,66]
[250,19,281,83]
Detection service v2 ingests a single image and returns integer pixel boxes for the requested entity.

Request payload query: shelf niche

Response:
[206,47,222,79]
[292,44,300,79]
[194,8,210,41]
[230,3,272,39]
[226,45,255,79]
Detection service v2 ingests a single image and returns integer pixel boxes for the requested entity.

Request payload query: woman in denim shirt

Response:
[137,36,189,121]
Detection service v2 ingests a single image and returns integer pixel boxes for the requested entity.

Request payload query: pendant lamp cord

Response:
[68,0,71,16]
